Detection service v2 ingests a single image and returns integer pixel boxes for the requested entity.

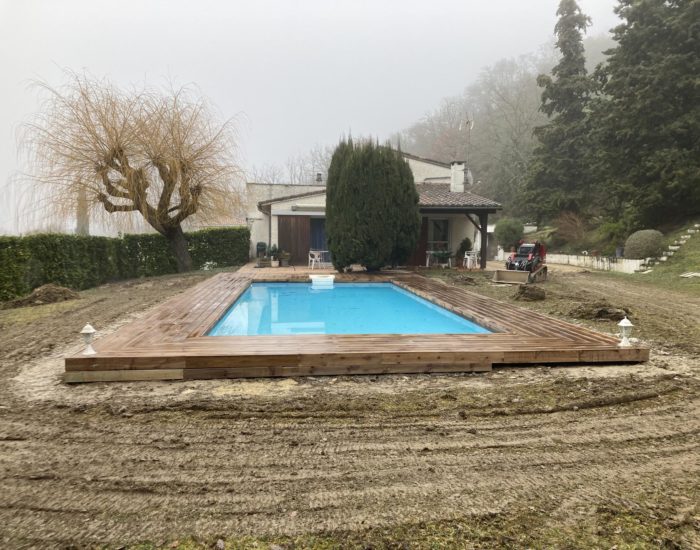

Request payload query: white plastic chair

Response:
[308,250,321,270]
[463,250,478,270]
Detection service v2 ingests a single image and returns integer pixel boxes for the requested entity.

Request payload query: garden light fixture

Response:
[81,323,97,355]
[617,316,633,347]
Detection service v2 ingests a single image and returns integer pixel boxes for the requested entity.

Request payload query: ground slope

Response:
[0,268,698,549]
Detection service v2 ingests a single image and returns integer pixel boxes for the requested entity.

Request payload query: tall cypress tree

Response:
[524,0,593,222]
[326,140,420,271]
[591,0,700,229]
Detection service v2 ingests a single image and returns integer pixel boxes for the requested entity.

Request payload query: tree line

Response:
[398,0,699,243]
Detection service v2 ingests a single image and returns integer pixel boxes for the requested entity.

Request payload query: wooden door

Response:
[407,217,428,266]
[278,215,311,265]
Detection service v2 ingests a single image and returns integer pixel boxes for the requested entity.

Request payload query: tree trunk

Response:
[75,186,90,236]
[165,226,193,272]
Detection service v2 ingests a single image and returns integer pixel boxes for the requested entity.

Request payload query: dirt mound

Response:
[2,284,80,310]
[513,285,546,301]
[570,300,629,321]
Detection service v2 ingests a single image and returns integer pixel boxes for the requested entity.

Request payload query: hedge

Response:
[0,227,250,301]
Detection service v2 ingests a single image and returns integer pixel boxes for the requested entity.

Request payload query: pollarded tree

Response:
[326,140,420,271]
[524,0,594,222]
[22,73,243,271]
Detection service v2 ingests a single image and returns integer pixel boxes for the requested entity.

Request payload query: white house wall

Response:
[246,182,325,257]
[269,193,327,216]
[405,158,451,183]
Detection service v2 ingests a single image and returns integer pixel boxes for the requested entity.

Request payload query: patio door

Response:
[278,215,310,265]
[310,218,327,250]
[408,217,429,266]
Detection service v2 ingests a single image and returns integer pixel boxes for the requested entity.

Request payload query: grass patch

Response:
[591,229,700,296]
[111,493,696,549]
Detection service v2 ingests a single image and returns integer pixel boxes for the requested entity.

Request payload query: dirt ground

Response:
[0,267,698,549]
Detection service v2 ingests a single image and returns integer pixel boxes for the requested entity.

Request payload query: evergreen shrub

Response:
[326,139,420,271]
[0,227,249,301]
[494,218,524,251]
[624,229,664,259]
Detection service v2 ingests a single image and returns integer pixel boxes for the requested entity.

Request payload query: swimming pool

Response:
[207,282,491,336]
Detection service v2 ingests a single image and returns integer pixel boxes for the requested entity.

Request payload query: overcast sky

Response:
[0,0,620,233]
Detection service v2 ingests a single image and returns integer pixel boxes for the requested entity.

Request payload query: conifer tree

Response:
[326,140,420,271]
[524,0,593,222]
[591,0,700,229]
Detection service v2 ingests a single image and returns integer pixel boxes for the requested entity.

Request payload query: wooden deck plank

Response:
[64,271,649,381]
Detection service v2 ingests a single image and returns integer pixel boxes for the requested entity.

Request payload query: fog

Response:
[0,0,620,234]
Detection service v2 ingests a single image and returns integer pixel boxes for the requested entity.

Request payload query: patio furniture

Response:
[425,250,452,268]
[463,250,478,270]
[308,250,322,269]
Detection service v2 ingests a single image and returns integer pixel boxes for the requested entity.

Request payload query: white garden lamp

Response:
[81,323,97,355]
[617,316,634,347]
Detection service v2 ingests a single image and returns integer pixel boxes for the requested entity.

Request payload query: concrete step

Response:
[668,245,681,251]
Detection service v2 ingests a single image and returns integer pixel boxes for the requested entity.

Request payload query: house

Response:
[245,152,501,269]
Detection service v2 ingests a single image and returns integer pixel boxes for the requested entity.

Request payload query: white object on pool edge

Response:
[310,274,335,289]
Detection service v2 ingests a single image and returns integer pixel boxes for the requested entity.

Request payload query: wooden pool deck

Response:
[64,270,649,382]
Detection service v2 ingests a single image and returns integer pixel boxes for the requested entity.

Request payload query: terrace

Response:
[64,266,648,382]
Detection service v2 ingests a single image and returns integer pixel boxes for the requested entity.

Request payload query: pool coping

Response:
[64,271,649,383]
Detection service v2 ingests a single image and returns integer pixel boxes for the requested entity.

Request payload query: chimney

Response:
[450,161,465,193]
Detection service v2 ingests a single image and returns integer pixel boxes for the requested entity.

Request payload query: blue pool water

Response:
[208,282,491,336]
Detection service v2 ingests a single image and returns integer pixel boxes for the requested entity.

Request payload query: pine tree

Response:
[591,0,700,229]
[326,140,420,271]
[524,0,593,223]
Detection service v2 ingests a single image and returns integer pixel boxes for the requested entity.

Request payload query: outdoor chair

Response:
[463,250,478,270]
[308,250,322,270]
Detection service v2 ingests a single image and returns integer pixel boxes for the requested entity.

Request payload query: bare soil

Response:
[0,267,698,549]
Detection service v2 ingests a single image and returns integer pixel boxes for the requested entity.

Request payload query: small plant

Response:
[624,229,664,259]
[201,261,218,271]
[269,244,279,259]
[457,237,472,259]
[278,250,291,267]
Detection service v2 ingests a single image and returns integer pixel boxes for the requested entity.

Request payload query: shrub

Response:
[624,229,664,259]
[0,227,250,301]
[457,237,473,259]
[326,140,420,271]
[494,218,524,251]
[554,211,587,243]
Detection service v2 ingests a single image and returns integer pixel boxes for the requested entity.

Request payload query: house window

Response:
[428,219,449,251]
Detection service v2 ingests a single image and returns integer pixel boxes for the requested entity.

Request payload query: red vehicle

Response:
[494,241,548,284]
[505,241,547,272]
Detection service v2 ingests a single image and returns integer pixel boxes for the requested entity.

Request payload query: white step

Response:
[668,245,681,251]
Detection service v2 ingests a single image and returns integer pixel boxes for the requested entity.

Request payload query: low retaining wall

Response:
[495,249,644,273]
[545,254,644,274]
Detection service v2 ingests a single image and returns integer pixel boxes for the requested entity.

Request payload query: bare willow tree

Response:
[22,73,243,271]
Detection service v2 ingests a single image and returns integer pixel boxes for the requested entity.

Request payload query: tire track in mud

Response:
[1,374,698,547]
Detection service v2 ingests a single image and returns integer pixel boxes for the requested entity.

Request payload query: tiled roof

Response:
[257,184,501,211]
[416,184,501,209]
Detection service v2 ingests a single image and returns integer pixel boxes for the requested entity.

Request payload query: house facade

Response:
[245,153,501,269]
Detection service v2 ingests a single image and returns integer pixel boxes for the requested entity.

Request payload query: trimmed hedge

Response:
[0,227,250,301]
[624,229,664,259]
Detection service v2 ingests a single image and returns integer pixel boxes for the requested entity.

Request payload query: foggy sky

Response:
[0,0,620,234]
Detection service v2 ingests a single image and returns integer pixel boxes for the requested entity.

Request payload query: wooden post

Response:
[479,212,488,269]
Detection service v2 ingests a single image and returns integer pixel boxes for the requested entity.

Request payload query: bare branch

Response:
[20,71,245,235]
